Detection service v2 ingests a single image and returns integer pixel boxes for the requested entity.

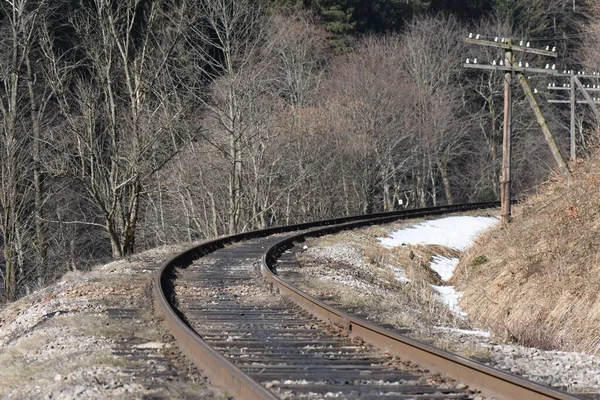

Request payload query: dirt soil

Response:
[0,245,222,400]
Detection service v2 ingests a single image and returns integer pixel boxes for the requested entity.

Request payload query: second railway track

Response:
[154,203,583,400]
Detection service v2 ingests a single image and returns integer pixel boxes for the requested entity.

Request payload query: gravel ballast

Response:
[280,218,600,397]
[0,247,221,399]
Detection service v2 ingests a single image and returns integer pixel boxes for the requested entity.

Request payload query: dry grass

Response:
[453,154,600,355]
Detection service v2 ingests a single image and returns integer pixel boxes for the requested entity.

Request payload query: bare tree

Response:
[322,35,416,212]
[400,16,468,206]
[0,0,52,299]
[184,0,271,234]
[270,12,329,110]
[241,13,330,228]
[42,0,192,258]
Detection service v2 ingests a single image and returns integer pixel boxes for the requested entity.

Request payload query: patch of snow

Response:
[133,342,168,349]
[434,326,491,337]
[430,256,459,281]
[379,216,499,251]
[320,274,378,292]
[98,259,126,270]
[432,285,467,317]
[387,265,411,283]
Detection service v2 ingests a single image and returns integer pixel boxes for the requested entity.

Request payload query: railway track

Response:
[154,203,582,400]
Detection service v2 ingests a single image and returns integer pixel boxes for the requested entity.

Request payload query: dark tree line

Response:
[0,0,596,301]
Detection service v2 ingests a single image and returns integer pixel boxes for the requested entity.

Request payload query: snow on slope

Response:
[379,216,499,316]
[380,216,499,251]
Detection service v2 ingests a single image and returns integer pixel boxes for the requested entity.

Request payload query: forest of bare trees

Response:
[0,0,597,300]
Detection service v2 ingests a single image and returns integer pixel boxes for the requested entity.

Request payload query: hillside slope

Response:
[454,155,600,355]
[0,246,219,399]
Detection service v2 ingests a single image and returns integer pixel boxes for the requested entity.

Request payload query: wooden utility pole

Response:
[464,36,567,223]
[570,72,576,160]
[546,71,600,160]
[501,44,513,223]
[572,77,600,120]
[517,74,571,181]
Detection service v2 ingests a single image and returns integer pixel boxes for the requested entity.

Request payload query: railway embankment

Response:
[0,245,220,399]
[454,155,600,358]
[286,209,600,395]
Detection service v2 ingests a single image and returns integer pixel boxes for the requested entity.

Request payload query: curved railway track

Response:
[154,203,583,400]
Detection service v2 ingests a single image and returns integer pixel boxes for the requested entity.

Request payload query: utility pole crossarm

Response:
[464,38,558,57]
[547,86,600,92]
[463,64,558,75]
[548,99,600,104]
[557,73,600,79]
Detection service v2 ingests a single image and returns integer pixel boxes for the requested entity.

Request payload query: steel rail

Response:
[153,202,497,399]
[260,215,583,400]
[154,201,577,400]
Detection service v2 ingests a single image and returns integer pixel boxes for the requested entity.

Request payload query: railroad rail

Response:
[154,203,582,400]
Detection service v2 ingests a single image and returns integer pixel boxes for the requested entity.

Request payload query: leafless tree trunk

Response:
[0,0,49,299]
[401,16,467,205]
[41,0,191,258]
[186,0,269,234]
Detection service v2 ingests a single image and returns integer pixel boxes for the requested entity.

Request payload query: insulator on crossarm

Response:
[546,45,550,51]
[525,62,529,68]
[526,42,530,47]
[534,88,538,93]
[552,46,556,52]
[552,83,556,87]
[519,40,524,46]
[519,61,523,67]
[474,58,478,64]
[563,84,567,87]
[469,33,473,38]
[492,60,497,66]
[548,83,552,87]
[466,58,470,64]
[476,34,480,39]
[499,60,504,66]
[545,64,550,69]
[495,37,499,42]
[552,64,556,70]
